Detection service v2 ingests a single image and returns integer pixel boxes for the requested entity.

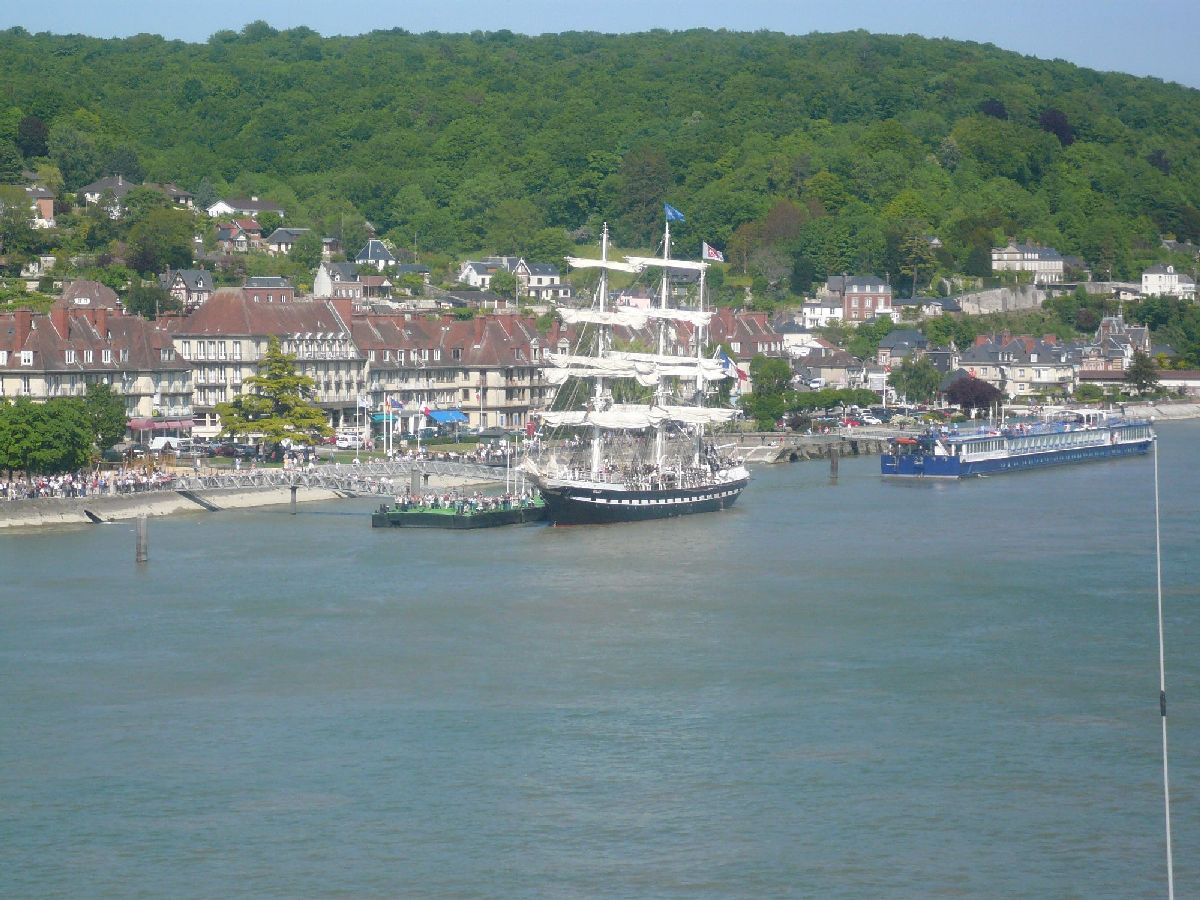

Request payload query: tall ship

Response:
[522,209,749,525]
[881,414,1155,478]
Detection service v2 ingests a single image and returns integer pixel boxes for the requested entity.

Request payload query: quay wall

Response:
[0,485,342,530]
[732,433,890,464]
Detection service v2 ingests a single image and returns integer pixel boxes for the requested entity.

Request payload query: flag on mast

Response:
[717,349,748,382]
[664,203,686,222]
[702,242,725,262]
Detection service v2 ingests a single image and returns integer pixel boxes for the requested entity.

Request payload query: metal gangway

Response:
[172,458,509,497]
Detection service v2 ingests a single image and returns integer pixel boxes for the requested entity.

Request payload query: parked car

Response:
[215,442,257,459]
[840,418,863,427]
[335,435,364,450]
[859,414,883,425]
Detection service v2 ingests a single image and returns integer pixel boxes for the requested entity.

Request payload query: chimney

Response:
[50,303,69,337]
[95,306,108,338]
[474,317,486,345]
[14,308,33,347]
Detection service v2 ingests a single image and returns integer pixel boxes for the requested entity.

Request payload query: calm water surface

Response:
[2,422,1198,898]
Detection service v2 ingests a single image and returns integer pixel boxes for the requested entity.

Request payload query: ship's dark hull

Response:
[537,477,749,525]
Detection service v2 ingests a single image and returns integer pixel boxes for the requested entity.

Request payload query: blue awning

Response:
[428,409,468,424]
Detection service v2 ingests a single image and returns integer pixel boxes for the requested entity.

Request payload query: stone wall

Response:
[0,486,343,530]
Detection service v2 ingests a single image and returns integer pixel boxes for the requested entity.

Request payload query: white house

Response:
[799,297,844,330]
[206,196,287,219]
[1142,263,1196,299]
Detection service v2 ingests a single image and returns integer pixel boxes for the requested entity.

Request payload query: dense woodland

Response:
[0,25,1198,296]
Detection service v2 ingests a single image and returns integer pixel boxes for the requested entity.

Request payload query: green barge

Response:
[371,495,546,529]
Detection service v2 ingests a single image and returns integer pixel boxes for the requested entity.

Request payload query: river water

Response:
[3,422,1198,898]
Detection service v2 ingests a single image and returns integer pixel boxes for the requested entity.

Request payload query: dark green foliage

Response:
[0,140,23,181]
[1125,350,1160,395]
[125,283,179,319]
[126,207,195,274]
[0,28,1193,284]
[214,335,332,449]
[945,375,1005,410]
[0,397,93,475]
[16,115,48,158]
[84,383,128,451]
[978,99,1008,120]
[888,355,942,402]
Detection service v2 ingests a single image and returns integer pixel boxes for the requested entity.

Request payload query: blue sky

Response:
[8,0,1200,89]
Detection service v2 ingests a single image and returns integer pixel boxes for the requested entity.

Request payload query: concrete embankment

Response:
[733,433,890,464]
[1125,402,1200,420]
[0,471,500,530]
[0,485,343,530]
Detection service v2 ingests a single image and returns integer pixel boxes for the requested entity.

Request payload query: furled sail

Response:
[565,256,644,273]
[546,352,731,385]
[557,307,713,329]
[538,403,738,430]
[624,256,709,272]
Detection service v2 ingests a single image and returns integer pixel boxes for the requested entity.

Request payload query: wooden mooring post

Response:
[830,448,839,479]
[290,482,299,514]
[135,514,148,564]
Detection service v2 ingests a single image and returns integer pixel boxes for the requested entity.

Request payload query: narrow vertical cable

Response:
[1154,437,1174,899]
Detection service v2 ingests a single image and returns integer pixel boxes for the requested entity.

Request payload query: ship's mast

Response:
[655,215,671,465]
[590,224,610,480]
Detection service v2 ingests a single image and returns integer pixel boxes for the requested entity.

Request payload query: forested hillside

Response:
[1,24,1198,289]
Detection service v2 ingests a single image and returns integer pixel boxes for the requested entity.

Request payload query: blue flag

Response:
[664,203,686,222]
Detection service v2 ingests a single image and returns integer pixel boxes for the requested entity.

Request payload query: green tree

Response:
[125,283,179,319]
[888,355,942,403]
[126,206,195,274]
[0,185,37,259]
[215,336,332,451]
[290,230,324,270]
[742,354,794,428]
[16,115,48,159]
[84,383,128,452]
[0,397,92,475]
[0,140,23,181]
[1124,350,1160,396]
[256,211,283,236]
[490,269,518,297]
[47,121,100,191]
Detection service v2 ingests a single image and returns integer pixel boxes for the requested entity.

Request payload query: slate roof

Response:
[878,329,927,350]
[355,239,396,263]
[160,269,214,292]
[265,227,310,243]
[79,175,135,198]
[244,276,291,289]
[325,262,360,281]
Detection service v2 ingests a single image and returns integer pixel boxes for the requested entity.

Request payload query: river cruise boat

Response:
[881,416,1155,478]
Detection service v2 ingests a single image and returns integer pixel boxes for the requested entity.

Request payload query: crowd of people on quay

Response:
[0,467,178,500]
[394,488,540,514]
